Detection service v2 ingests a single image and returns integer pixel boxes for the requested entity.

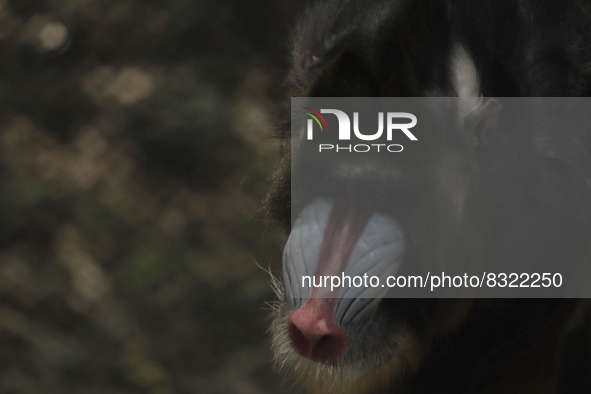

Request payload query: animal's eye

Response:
[376,190,389,202]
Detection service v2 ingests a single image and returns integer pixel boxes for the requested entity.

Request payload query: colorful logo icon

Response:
[303,107,328,131]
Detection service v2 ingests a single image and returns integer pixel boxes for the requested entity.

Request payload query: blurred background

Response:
[0,0,309,393]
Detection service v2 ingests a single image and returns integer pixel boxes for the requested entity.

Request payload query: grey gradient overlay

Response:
[287,97,591,298]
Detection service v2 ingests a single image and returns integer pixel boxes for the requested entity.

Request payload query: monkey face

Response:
[265,0,591,393]
[268,96,491,393]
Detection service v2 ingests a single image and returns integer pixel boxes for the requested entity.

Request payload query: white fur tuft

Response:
[450,44,482,119]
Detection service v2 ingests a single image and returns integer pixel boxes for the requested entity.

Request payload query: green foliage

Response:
[119,240,179,292]
[0,0,304,392]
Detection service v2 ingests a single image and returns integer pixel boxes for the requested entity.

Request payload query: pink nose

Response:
[287,298,349,365]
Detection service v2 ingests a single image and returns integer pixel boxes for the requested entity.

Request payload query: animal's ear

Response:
[300,50,320,70]
[463,98,501,147]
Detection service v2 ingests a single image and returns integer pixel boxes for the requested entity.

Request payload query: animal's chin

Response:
[273,346,375,394]
[272,322,409,394]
